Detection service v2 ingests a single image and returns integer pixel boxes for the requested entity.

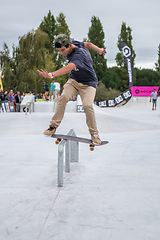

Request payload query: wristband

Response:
[49,72,54,78]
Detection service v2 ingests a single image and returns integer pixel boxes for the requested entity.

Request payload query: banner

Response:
[120,42,133,88]
[131,86,159,97]
[0,77,3,91]
[95,89,131,107]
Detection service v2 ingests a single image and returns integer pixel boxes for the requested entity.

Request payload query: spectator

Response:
[43,82,49,101]
[21,92,25,102]
[54,81,60,100]
[39,93,43,99]
[15,91,21,112]
[49,79,55,100]
[9,90,15,112]
[0,90,4,101]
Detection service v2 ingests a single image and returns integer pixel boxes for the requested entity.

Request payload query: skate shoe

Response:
[44,126,56,136]
[91,134,101,145]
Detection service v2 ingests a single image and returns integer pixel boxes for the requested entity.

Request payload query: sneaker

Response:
[91,134,101,145]
[44,126,56,136]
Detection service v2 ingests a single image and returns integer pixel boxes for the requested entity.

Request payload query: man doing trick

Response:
[37,34,106,144]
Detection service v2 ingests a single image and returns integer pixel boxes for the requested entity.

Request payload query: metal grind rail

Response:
[57,129,79,187]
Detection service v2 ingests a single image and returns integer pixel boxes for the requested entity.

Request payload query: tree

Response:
[87,16,107,80]
[95,81,121,102]
[16,29,55,93]
[39,11,71,87]
[0,43,16,90]
[0,30,55,93]
[39,10,56,54]
[101,67,121,90]
[115,22,136,67]
[115,22,136,91]
[135,68,160,87]
[155,44,160,72]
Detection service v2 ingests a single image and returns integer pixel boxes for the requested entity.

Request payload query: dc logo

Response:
[122,46,131,58]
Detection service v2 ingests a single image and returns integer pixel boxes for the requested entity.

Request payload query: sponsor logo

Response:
[108,100,115,107]
[115,95,123,104]
[123,90,131,99]
[127,58,133,83]
[99,101,107,107]
[135,89,152,94]
[122,45,131,58]
[77,105,84,112]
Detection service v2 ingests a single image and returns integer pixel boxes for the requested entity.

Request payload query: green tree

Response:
[0,43,16,91]
[115,22,136,91]
[155,44,160,72]
[17,29,55,93]
[39,10,56,54]
[0,30,55,93]
[39,11,71,87]
[135,68,160,86]
[95,81,121,101]
[101,67,121,90]
[87,16,107,80]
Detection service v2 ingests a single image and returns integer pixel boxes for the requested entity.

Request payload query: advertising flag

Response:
[120,42,133,88]
[0,77,3,91]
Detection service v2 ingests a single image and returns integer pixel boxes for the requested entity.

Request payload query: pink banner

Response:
[131,86,159,97]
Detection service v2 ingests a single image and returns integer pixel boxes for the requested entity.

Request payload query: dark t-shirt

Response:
[44,84,49,92]
[66,41,98,89]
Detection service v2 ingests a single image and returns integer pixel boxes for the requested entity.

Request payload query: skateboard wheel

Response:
[55,139,60,145]
[90,145,94,151]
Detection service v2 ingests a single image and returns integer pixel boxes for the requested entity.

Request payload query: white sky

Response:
[0,0,160,69]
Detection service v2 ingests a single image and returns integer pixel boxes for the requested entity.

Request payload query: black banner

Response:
[120,42,133,89]
[95,89,131,107]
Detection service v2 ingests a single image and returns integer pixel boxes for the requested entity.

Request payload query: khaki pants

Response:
[50,79,98,135]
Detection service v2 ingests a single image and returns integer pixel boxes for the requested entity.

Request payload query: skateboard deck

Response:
[51,134,109,151]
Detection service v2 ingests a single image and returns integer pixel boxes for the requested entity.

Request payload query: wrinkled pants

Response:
[50,79,99,135]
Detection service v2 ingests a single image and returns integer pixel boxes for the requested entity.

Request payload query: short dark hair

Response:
[55,42,69,49]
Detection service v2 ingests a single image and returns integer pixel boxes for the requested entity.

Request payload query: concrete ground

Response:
[0,97,160,240]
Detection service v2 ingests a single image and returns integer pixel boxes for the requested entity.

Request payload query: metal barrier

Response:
[58,129,79,187]
[25,102,34,115]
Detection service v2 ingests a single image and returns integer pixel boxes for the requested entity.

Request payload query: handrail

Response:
[58,129,79,187]
[25,102,34,115]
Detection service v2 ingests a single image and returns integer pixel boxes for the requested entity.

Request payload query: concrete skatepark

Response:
[0,96,160,240]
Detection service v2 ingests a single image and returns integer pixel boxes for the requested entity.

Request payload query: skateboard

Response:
[51,134,109,151]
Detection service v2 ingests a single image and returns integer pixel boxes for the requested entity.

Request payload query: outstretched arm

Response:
[37,63,76,78]
[84,42,107,55]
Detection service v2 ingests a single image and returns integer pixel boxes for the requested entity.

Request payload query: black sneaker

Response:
[43,126,56,136]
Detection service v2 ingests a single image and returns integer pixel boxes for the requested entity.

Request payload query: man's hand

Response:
[98,48,107,55]
[37,69,50,78]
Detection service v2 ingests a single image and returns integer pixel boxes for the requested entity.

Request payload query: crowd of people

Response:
[0,79,61,112]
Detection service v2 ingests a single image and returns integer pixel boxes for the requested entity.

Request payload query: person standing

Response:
[15,91,21,112]
[9,90,15,112]
[150,89,158,110]
[37,34,107,144]
[54,81,60,100]
[49,79,55,100]
[43,82,49,101]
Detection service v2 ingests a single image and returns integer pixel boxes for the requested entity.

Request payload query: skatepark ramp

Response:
[122,96,151,109]
[53,129,79,187]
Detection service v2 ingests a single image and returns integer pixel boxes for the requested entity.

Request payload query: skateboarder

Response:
[37,34,107,144]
